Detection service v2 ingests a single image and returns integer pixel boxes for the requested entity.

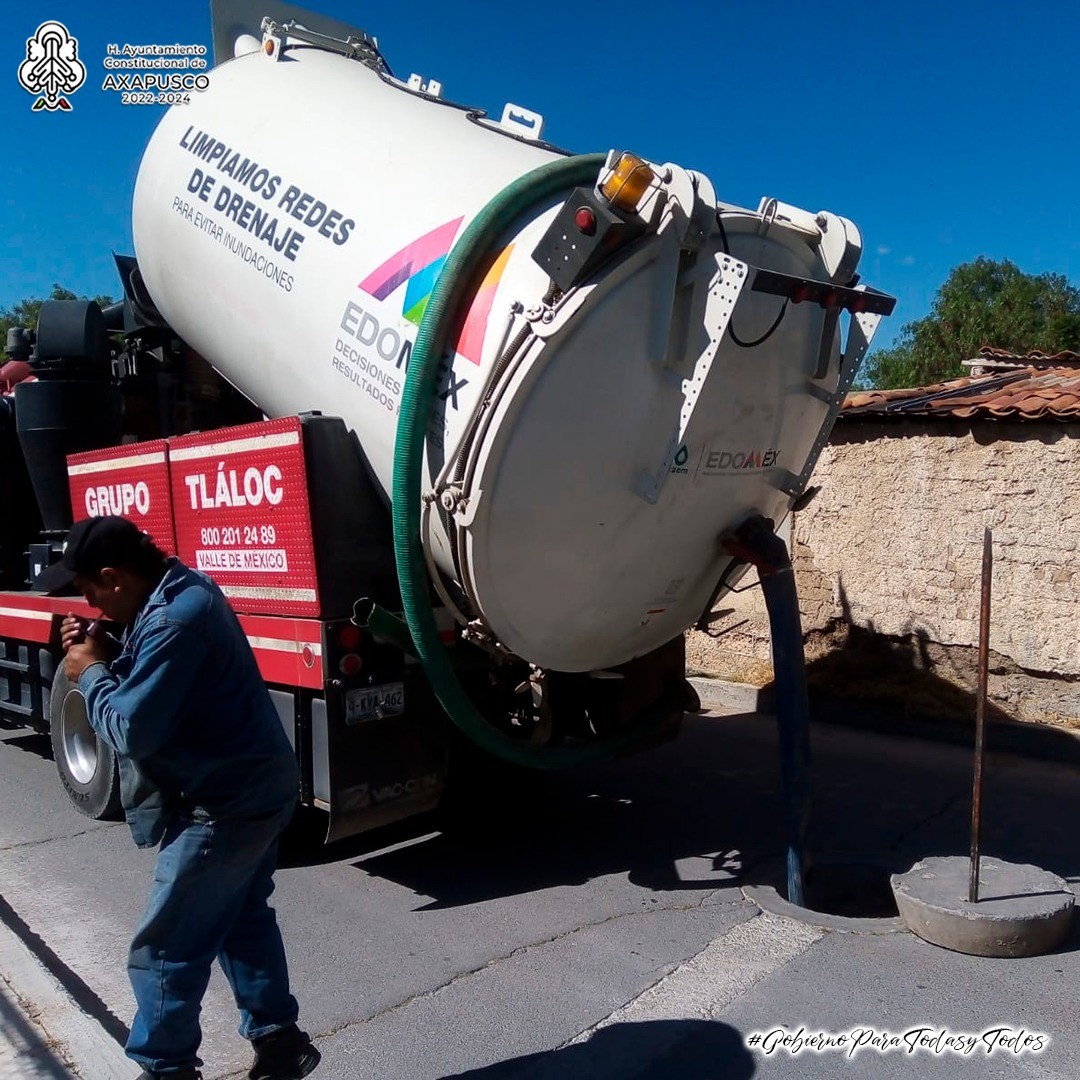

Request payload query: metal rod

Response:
[969,527,993,904]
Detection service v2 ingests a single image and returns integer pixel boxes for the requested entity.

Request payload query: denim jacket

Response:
[79,561,300,848]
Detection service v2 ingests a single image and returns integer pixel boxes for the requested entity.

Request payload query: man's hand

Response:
[61,614,108,680]
[60,614,90,653]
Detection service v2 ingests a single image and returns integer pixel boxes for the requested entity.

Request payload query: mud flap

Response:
[319,672,449,843]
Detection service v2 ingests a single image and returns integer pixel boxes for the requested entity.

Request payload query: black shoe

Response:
[249,1023,321,1080]
[136,1070,202,1080]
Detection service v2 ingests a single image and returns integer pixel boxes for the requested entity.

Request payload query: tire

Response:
[49,669,122,820]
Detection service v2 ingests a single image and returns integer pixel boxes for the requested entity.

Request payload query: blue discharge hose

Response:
[723,515,811,906]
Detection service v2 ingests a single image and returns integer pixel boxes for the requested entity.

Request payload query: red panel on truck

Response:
[237,612,325,689]
[67,440,176,554]
[168,417,321,617]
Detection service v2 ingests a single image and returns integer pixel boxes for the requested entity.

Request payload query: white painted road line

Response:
[568,910,823,1039]
[0,914,138,1080]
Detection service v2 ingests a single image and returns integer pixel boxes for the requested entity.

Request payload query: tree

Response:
[859,258,1080,390]
[0,284,115,349]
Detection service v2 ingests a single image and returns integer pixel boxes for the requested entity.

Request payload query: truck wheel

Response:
[49,670,122,820]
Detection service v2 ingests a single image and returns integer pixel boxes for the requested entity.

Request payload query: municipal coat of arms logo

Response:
[18,21,86,111]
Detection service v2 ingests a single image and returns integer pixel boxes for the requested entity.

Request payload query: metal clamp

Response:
[780,300,884,498]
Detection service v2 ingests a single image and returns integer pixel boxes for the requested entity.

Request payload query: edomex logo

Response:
[358,217,514,365]
[19,22,86,112]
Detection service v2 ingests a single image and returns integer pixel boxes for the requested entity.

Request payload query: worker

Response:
[42,514,320,1080]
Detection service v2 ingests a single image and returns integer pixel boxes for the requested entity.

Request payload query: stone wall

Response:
[687,419,1080,727]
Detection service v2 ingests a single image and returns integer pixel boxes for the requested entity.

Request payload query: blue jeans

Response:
[125,804,299,1072]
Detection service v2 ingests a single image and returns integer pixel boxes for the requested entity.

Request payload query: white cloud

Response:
[876,245,891,256]
[899,255,916,266]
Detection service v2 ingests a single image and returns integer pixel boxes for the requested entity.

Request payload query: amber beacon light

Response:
[599,152,657,213]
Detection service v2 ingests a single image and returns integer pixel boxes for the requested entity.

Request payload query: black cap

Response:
[35,516,149,595]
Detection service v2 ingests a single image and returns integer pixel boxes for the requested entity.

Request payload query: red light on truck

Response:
[336,623,362,651]
[338,653,362,676]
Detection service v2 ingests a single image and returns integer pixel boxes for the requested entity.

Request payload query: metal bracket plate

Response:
[781,305,883,498]
[636,254,749,504]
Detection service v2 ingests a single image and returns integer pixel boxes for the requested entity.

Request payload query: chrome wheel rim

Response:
[60,690,97,786]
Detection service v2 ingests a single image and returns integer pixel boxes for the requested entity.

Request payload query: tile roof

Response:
[977,346,1080,364]
[844,351,1080,422]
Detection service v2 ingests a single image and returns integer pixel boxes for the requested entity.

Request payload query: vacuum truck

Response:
[0,0,894,843]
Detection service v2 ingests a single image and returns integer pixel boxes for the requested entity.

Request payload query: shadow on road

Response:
[277,710,1080,933]
[277,725,780,899]
[440,1019,755,1079]
[351,715,1080,916]
[349,766,768,912]
[330,714,788,910]
[1,730,53,761]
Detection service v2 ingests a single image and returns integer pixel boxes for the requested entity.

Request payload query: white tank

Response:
[132,30,889,672]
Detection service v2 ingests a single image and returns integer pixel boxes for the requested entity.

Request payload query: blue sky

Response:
[3,0,1079,355]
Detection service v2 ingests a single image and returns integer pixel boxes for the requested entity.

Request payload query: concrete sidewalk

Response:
[0,902,135,1080]
[1,971,77,1080]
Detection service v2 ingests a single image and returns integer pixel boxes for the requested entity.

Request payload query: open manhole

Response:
[803,861,899,919]
[743,856,907,932]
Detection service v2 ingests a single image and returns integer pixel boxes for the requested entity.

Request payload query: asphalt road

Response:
[2,709,1079,1079]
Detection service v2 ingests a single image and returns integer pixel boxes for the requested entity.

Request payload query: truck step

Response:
[0,658,30,675]
[0,700,34,720]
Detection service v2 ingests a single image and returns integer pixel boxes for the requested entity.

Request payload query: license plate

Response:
[345,682,405,724]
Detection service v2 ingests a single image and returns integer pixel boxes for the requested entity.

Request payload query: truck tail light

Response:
[338,653,363,676]
[753,269,896,316]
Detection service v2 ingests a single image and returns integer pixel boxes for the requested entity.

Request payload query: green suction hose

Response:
[391,153,679,769]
